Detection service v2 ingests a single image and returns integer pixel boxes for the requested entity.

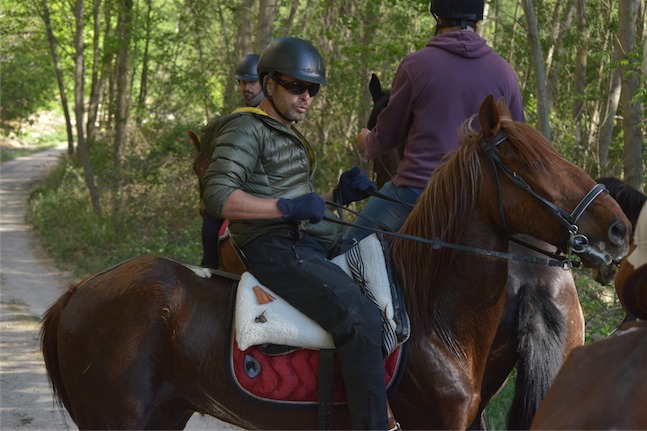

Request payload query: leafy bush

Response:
[28,131,204,276]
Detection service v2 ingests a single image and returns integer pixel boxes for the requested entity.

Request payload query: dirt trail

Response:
[0,147,234,430]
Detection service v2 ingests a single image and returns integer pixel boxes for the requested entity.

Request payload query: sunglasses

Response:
[272,76,320,97]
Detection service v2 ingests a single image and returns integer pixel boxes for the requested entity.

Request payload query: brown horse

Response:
[530,319,647,430]
[531,185,646,429]
[41,96,630,430]
[367,74,588,430]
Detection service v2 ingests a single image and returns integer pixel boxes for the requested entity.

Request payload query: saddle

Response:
[227,233,410,405]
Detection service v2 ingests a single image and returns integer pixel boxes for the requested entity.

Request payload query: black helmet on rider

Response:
[235,54,260,82]
[257,37,327,86]
[430,0,484,30]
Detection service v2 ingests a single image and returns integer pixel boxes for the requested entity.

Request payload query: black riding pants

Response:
[241,228,388,430]
[201,211,224,269]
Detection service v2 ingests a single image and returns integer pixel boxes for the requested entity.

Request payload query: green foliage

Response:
[28,129,204,276]
[574,272,626,341]
[485,371,516,430]
[0,2,58,128]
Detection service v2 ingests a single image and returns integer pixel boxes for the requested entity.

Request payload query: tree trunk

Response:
[255,0,277,52]
[573,0,589,167]
[546,1,575,110]
[618,0,644,191]
[74,0,102,215]
[39,0,75,157]
[596,43,622,176]
[113,0,134,171]
[522,0,551,140]
[87,0,103,144]
[136,0,153,126]
[280,0,300,36]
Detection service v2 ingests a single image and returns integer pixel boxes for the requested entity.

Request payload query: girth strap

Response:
[318,349,335,430]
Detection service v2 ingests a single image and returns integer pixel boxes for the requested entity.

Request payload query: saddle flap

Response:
[234,233,410,353]
[235,272,334,351]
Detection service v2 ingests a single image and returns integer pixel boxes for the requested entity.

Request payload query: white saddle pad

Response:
[234,233,396,351]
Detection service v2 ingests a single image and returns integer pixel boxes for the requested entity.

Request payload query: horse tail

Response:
[507,285,566,430]
[40,285,78,420]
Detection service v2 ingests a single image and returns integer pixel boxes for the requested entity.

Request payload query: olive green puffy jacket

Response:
[201,107,342,252]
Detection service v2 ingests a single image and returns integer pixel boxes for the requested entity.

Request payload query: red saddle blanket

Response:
[230,338,402,404]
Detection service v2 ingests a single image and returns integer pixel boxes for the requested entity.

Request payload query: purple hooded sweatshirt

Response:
[365,30,525,189]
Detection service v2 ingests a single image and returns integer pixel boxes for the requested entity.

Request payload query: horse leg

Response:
[467,278,521,431]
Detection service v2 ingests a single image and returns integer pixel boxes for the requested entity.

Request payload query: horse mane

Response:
[596,177,646,231]
[390,116,562,336]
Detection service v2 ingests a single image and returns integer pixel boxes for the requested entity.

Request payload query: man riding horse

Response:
[200,36,399,430]
[345,0,525,242]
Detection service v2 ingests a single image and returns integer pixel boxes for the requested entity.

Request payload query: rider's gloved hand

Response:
[278,193,326,224]
[333,166,377,206]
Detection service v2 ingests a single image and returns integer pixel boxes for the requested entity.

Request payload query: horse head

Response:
[591,177,646,284]
[478,96,631,272]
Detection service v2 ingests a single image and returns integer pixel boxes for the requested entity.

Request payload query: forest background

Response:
[1,0,646,428]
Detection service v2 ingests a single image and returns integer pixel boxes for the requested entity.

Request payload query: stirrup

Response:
[388,422,402,431]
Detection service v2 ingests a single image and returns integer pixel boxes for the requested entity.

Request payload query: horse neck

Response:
[395,199,510,351]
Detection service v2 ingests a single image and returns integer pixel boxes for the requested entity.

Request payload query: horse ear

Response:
[495,97,512,121]
[369,73,382,103]
[188,130,202,152]
[478,95,501,138]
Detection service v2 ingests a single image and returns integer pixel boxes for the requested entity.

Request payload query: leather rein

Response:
[325,131,609,270]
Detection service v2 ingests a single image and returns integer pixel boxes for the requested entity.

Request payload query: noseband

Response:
[482,131,610,266]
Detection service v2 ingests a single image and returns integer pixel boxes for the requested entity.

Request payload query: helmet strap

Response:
[247,90,264,107]
[263,72,298,124]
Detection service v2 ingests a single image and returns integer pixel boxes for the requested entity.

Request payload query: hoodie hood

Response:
[428,30,491,59]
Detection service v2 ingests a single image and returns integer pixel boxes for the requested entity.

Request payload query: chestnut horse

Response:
[41,96,630,430]
[531,180,646,430]
[530,319,647,430]
[531,248,647,429]
[367,73,588,430]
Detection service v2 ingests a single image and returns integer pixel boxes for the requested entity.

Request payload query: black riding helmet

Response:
[235,54,260,81]
[257,36,327,86]
[430,0,484,30]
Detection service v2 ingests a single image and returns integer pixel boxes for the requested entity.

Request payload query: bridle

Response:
[482,131,611,266]
[326,130,610,269]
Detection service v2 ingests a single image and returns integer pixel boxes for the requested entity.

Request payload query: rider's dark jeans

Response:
[201,211,224,268]
[241,227,388,430]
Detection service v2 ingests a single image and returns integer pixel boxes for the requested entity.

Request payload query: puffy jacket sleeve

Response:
[202,115,263,218]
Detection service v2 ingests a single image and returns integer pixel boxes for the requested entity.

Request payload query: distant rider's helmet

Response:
[257,37,327,86]
[235,54,260,81]
[430,0,484,29]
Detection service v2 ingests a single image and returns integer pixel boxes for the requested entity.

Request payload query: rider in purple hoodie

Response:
[345,0,525,242]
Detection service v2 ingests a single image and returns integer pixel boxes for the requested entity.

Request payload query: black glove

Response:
[333,166,377,206]
[278,193,326,223]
